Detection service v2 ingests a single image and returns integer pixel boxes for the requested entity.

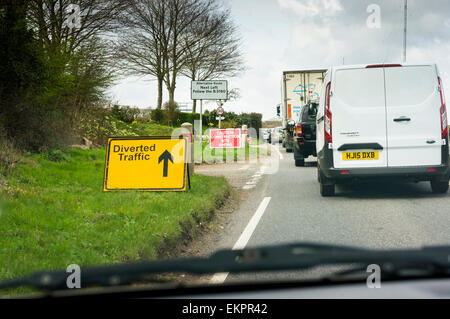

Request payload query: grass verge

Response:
[195,139,270,163]
[0,148,230,293]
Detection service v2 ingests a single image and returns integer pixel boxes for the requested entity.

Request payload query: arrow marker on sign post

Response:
[158,150,174,177]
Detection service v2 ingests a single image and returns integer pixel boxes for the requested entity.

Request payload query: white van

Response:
[316,63,449,196]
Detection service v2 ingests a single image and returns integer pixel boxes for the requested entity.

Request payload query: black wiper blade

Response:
[1,242,449,291]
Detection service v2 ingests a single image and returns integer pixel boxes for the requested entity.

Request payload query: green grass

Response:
[129,122,175,136]
[80,115,176,145]
[0,148,230,291]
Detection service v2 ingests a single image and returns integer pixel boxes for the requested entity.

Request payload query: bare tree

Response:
[163,0,219,104]
[27,0,124,56]
[180,8,244,113]
[116,0,240,109]
[25,0,123,130]
[115,0,168,109]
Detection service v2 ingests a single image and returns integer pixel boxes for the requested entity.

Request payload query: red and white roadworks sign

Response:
[210,129,241,148]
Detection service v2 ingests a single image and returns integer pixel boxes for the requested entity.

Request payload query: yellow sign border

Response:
[103,136,188,192]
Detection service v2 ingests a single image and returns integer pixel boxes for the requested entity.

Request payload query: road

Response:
[196,144,450,284]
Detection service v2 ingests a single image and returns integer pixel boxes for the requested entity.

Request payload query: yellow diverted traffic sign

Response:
[103,137,188,191]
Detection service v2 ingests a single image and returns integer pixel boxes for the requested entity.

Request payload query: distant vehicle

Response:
[266,128,275,143]
[316,63,449,196]
[293,102,318,166]
[262,129,271,142]
[283,119,296,152]
[280,69,327,152]
[271,127,284,144]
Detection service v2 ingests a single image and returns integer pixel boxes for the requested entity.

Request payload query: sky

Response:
[108,0,450,120]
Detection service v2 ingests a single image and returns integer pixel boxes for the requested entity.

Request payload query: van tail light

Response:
[438,77,448,139]
[324,82,332,143]
[296,123,303,137]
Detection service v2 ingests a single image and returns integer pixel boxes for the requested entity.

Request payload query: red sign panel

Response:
[210,129,241,148]
[216,106,224,115]
[288,104,292,119]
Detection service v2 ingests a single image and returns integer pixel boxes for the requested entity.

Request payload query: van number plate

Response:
[342,151,379,160]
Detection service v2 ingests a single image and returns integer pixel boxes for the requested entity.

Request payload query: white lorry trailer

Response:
[280,69,327,151]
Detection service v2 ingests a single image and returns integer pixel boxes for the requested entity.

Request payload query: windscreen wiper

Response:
[1,242,449,291]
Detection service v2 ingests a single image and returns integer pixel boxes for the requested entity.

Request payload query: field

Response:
[0,148,230,292]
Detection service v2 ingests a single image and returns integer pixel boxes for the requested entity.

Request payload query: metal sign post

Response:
[191,80,228,163]
[215,116,225,128]
[200,99,203,154]
[403,0,408,63]
[216,102,224,129]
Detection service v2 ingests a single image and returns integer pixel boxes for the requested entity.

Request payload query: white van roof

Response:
[329,63,438,73]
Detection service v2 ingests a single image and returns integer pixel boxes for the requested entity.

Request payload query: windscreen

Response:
[1,0,449,302]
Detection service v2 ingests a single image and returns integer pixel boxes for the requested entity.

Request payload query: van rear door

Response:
[385,65,442,167]
[332,67,388,168]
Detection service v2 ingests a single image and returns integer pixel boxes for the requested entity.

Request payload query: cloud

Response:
[109,0,450,120]
[279,0,450,110]
[278,0,343,20]
[289,23,346,65]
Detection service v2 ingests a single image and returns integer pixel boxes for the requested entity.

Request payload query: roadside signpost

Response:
[191,80,228,162]
[103,137,189,192]
[216,105,225,128]
[210,129,241,149]
[191,80,228,100]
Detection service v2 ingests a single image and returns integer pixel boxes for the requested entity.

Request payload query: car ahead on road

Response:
[267,127,275,143]
[262,129,271,142]
[271,126,284,144]
[294,102,318,166]
[316,63,449,197]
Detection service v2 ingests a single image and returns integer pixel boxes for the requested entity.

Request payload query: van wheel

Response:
[319,170,335,196]
[430,176,449,194]
[320,183,335,197]
[295,159,305,167]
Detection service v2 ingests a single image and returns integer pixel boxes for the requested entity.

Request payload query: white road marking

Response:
[210,197,272,284]
[242,185,255,189]
[238,165,250,170]
[259,166,268,174]
[271,144,283,160]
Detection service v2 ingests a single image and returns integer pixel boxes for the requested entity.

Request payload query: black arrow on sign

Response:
[158,150,174,177]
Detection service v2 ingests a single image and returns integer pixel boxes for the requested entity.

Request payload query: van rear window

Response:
[385,66,435,107]
[334,68,385,108]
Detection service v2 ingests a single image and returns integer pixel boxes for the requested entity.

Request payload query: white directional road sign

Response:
[191,80,228,100]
